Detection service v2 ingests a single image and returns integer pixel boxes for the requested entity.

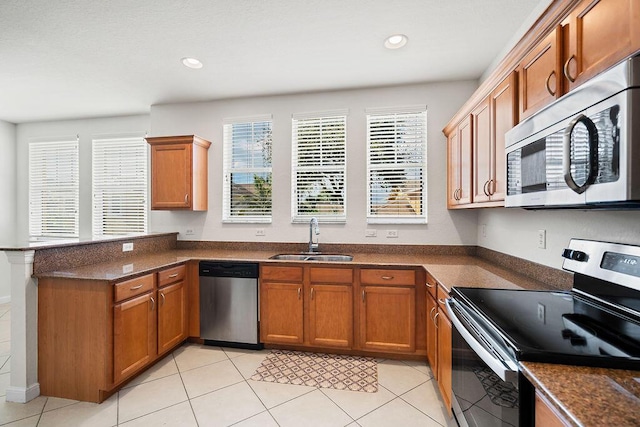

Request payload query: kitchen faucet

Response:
[308,217,320,253]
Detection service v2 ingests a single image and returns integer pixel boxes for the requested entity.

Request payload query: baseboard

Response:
[5,383,40,403]
[0,296,10,305]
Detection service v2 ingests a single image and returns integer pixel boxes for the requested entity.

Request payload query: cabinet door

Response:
[535,391,572,427]
[472,98,491,203]
[309,284,353,349]
[151,143,192,209]
[114,292,156,383]
[447,116,473,207]
[490,71,517,202]
[426,293,438,376]
[157,281,187,355]
[437,310,452,414]
[260,282,304,344]
[446,130,461,207]
[359,286,415,352]
[565,0,640,91]
[518,26,563,120]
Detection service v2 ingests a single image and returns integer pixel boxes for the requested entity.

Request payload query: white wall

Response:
[0,119,17,302]
[150,81,480,245]
[15,115,150,240]
[478,209,640,269]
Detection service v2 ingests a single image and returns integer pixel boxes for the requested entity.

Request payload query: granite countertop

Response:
[521,362,640,427]
[34,248,553,291]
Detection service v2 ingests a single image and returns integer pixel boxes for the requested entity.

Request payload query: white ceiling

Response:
[0,0,544,124]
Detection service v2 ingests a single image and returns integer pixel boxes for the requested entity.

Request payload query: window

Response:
[29,138,80,238]
[367,107,427,223]
[223,116,273,222]
[92,135,148,236]
[292,111,347,223]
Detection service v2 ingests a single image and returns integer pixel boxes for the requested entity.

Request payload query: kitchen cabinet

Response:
[489,71,517,202]
[157,265,188,355]
[535,391,571,427]
[472,98,491,203]
[146,135,211,211]
[425,275,438,373]
[260,265,305,345]
[447,115,473,207]
[359,269,416,353]
[308,267,353,349]
[260,265,353,348]
[518,26,563,121]
[436,293,453,415]
[38,264,189,402]
[564,0,640,92]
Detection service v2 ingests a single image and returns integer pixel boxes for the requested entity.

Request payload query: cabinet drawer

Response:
[437,284,450,313]
[360,269,416,286]
[310,267,353,284]
[261,265,304,282]
[157,264,186,288]
[114,274,155,303]
[426,273,437,298]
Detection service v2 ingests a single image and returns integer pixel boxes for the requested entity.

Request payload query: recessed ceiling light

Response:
[181,57,203,69]
[384,34,408,49]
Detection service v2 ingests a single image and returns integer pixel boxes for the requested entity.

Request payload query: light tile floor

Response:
[0,303,457,426]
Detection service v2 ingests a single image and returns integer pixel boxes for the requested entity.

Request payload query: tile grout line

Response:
[397,379,447,427]
[173,352,200,427]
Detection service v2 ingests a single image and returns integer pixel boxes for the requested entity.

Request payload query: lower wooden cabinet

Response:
[309,284,353,348]
[114,291,156,383]
[38,264,189,402]
[437,308,453,413]
[260,282,304,344]
[426,292,438,371]
[359,286,415,352]
[535,391,571,426]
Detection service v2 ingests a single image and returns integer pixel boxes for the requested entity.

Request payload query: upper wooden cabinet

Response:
[563,0,640,91]
[146,135,211,211]
[447,115,473,208]
[518,26,563,121]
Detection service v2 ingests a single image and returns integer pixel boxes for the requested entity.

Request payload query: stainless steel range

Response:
[446,239,640,427]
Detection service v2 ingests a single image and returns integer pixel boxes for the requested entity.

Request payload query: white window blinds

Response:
[223,117,273,222]
[92,135,148,236]
[29,138,80,238]
[367,107,427,223]
[291,112,347,223]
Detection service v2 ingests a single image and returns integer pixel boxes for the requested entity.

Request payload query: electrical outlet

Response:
[185,229,194,236]
[365,229,377,237]
[537,229,546,249]
[386,230,398,238]
[122,242,133,252]
[255,228,265,236]
[481,224,487,238]
[537,303,546,323]
[122,263,134,274]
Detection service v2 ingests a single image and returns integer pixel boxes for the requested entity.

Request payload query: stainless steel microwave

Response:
[505,56,640,208]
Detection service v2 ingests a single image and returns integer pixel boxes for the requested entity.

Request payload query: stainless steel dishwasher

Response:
[199,261,262,349]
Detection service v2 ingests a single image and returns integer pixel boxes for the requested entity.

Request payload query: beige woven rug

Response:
[250,350,378,393]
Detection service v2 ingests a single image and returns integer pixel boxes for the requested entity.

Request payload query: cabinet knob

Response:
[564,55,577,83]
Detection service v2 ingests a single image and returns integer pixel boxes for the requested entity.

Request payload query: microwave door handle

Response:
[446,299,519,383]
[563,114,599,194]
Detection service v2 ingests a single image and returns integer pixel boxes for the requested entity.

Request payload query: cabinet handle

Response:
[545,70,556,96]
[426,282,434,288]
[454,188,460,200]
[129,284,143,290]
[438,298,447,305]
[362,289,365,303]
[310,287,314,300]
[297,287,301,299]
[382,276,394,280]
[488,179,495,196]
[160,292,165,306]
[168,273,179,278]
[184,194,189,204]
[150,296,155,311]
[483,180,490,197]
[429,306,436,320]
[434,312,440,328]
[564,55,576,83]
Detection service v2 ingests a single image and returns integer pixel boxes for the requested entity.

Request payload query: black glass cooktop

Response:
[451,287,640,370]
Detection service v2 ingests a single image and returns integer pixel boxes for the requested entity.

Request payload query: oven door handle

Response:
[446,299,519,383]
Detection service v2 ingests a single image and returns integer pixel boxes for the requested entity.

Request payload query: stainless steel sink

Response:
[269,253,353,262]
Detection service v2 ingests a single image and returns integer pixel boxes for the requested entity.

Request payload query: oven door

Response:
[447,299,533,427]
